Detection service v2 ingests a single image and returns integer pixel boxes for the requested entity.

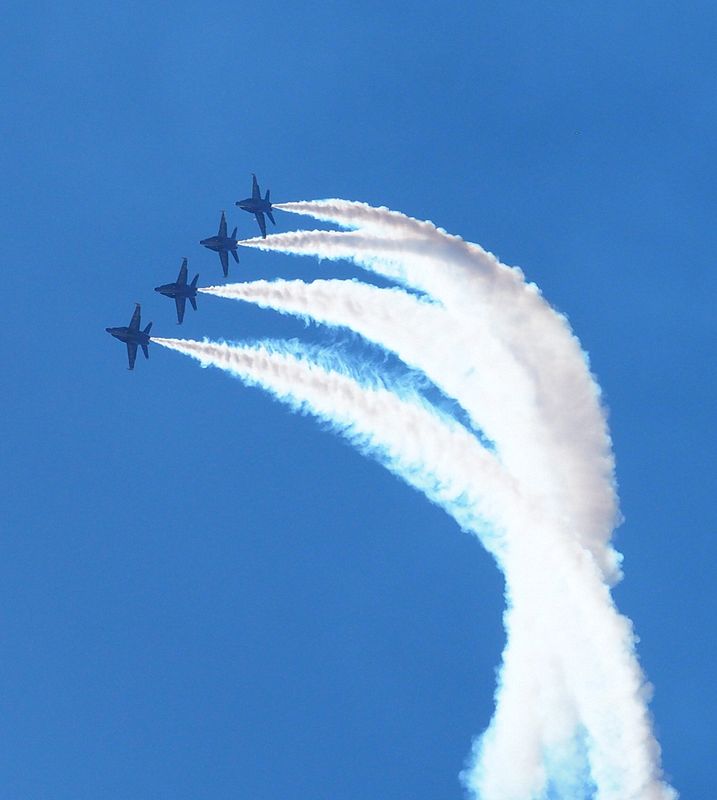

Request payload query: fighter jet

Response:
[200,211,238,277]
[235,173,275,238]
[154,258,199,324]
[106,303,152,370]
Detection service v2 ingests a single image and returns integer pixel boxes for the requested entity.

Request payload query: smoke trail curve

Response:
[152,335,597,797]
[170,200,675,799]
[151,336,521,551]
[233,234,620,584]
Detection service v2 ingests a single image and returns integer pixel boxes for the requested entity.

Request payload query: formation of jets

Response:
[106,174,275,369]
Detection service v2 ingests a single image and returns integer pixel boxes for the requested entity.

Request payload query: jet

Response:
[154,258,199,324]
[235,173,275,238]
[106,303,152,370]
[200,211,238,277]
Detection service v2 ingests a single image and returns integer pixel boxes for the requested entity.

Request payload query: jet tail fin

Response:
[141,344,149,360]
[191,274,199,287]
[231,226,237,239]
[266,209,276,225]
[143,322,153,335]
[265,189,270,203]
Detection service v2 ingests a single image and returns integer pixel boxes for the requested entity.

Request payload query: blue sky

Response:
[1,2,715,797]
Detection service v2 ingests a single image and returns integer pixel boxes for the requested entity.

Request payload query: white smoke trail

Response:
[227,241,620,583]
[157,200,676,798]
[150,336,521,551]
[196,278,669,798]
[198,278,555,533]
[222,244,618,579]
[152,335,585,797]
[220,201,676,799]
[274,199,440,238]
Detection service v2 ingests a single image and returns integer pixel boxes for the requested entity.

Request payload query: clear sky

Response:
[1,2,715,798]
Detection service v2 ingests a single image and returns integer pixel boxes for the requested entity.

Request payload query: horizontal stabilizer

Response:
[189,296,197,311]
[144,321,153,335]
[191,274,199,287]
[231,249,239,263]
[231,226,237,239]
[141,344,149,360]
[266,209,276,225]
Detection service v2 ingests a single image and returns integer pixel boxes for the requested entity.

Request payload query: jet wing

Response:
[177,258,188,285]
[127,342,137,370]
[129,304,141,331]
[219,212,227,238]
[256,211,267,239]
[219,250,229,277]
[252,173,260,200]
[174,296,187,324]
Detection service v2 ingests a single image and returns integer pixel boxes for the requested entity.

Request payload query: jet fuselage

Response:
[154,281,198,299]
[105,326,151,346]
[199,234,235,252]
[236,197,271,214]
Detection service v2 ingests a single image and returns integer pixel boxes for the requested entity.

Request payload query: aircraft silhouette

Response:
[236,174,274,238]
[200,211,238,277]
[154,258,199,324]
[106,304,152,370]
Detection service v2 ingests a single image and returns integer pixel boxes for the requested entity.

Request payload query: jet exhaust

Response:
[150,336,520,546]
[160,200,677,800]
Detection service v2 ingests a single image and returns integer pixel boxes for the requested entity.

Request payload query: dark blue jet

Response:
[200,211,238,277]
[235,173,275,238]
[106,303,152,370]
[154,258,199,324]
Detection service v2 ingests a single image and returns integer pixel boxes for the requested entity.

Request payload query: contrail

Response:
[274,199,440,238]
[230,238,620,584]
[171,200,675,798]
[150,336,521,551]
[199,278,578,547]
[151,335,587,796]
[197,278,667,797]
[232,201,672,798]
